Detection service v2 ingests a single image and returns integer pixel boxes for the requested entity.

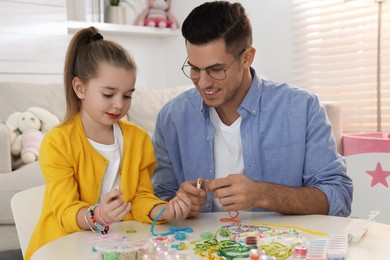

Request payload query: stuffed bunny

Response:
[6,107,60,166]
[137,0,178,29]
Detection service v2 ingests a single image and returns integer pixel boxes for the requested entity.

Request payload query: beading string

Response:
[220,210,241,225]
[150,207,193,236]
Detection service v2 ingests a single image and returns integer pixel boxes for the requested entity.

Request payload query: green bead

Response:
[103,251,118,260]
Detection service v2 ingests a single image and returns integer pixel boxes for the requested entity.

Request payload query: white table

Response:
[31,212,390,259]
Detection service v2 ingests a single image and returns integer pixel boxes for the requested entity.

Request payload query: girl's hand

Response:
[100,189,131,223]
[162,193,192,220]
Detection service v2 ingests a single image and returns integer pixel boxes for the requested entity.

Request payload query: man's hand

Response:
[207,174,259,211]
[176,179,207,217]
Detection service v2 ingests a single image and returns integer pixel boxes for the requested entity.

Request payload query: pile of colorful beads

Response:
[139,242,191,260]
[94,237,191,260]
[91,236,152,260]
[94,242,139,260]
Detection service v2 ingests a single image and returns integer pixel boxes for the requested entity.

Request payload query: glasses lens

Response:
[182,65,199,80]
[207,69,226,80]
[181,64,228,81]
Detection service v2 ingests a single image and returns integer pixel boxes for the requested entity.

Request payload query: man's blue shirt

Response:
[152,69,353,216]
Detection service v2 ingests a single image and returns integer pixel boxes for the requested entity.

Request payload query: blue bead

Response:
[175,231,187,241]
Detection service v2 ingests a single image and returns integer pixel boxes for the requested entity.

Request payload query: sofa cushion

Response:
[0,82,65,122]
[128,85,192,136]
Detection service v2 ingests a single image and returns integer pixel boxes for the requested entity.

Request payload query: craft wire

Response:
[258,241,300,260]
[195,237,256,259]
[214,227,232,240]
[220,210,241,225]
[193,222,309,259]
[193,225,246,258]
[150,207,193,237]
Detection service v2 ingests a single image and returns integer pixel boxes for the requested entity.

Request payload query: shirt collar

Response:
[239,67,262,116]
[200,67,263,117]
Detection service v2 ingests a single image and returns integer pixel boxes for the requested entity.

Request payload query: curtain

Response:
[291,0,390,132]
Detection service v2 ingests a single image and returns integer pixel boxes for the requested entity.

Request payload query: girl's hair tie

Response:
[89,32,103,43]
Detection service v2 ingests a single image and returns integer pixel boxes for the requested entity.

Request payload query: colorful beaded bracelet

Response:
[84,206,96,232]
[89,203,109,234]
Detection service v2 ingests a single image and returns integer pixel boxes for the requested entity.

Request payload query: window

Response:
[291,0,390,132]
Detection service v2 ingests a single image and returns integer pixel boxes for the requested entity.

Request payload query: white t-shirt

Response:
[88,123,123,202]
[209,108,244,211]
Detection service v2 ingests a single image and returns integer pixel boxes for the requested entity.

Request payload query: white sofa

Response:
[0,81,342,251]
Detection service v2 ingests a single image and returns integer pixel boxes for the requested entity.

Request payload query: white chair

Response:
[346,153,390,224]
[11,185,45,257]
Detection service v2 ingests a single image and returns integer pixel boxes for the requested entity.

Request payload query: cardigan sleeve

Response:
[120,122,167,224]
[39,128,89,233]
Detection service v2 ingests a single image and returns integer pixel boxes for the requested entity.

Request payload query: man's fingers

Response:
[181,181,204,196]
[207,177,230,192]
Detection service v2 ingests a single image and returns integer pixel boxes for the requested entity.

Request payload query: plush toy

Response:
[137,0,178,29]
[6,107,60,166]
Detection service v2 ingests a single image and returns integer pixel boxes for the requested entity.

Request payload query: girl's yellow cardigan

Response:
[25,114,166,259]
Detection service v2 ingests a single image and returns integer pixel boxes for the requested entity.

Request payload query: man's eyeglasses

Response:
[181,49,246,81]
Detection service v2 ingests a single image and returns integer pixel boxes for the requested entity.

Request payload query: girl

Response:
[25,27,191,259]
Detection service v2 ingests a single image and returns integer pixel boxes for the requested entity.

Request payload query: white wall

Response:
[167,0,292,87]
[0,0,291,88]
[0,0,67,84]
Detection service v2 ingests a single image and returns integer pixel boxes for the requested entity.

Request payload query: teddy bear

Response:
[6,107,60,168]
[137,0,178,29]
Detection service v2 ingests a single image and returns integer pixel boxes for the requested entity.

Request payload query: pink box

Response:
[342,132,390,156]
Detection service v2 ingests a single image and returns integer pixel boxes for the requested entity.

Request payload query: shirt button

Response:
[207,137,210,141]
[205,203,210,208]
[209,170,212,174]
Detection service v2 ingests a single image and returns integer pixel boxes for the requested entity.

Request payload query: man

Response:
[152,1,353,218]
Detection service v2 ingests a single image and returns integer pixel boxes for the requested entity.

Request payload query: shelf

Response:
[67,20,181,38]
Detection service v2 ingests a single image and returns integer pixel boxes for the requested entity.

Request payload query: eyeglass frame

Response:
[181,48,246,81]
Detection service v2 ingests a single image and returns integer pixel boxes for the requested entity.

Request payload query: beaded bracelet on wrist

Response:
[89,203,109,234]
[84,206,96,232]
